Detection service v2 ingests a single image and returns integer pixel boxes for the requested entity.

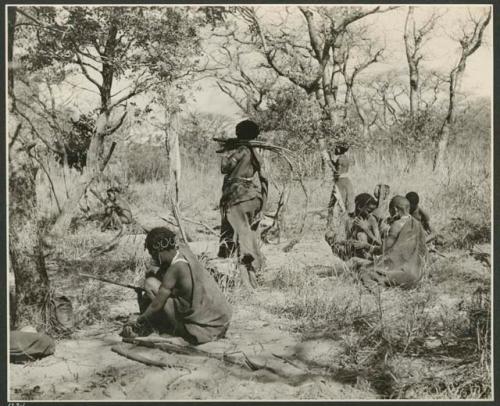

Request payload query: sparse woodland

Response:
[8,5,492,401]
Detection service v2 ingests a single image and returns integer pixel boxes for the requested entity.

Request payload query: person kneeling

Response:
[122,227,232,345]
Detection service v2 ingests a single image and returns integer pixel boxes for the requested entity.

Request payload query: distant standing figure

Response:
[327,151,355,228]
[217,120,269,288]
[101,187,133,231]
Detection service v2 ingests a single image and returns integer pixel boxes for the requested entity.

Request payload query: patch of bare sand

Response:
[10,237,377,401]
[9,299,375,400]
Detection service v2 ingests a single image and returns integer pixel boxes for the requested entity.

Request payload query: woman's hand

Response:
[353,217,370,232]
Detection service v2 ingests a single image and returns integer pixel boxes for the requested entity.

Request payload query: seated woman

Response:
[121,227,232,345]
[101,187,133,231]
[357,196,428,289]
[346,193,382,259]
[405,191,435,242]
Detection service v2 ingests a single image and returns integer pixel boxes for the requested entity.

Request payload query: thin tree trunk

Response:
[433,121,451,170]
[8,5,52,330]
[276,183,291,241]
[405,6,418,119]
[166,112,181,204]
[433,9,490,170]
[49,15,121,237]
[433,67,460,170]
[9,147,51,330]
[8,7,17,112]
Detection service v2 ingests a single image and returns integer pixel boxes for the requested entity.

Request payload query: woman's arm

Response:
[137,265,178,323]
[221,149,243,174]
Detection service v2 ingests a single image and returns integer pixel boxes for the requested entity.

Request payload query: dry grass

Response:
[36,145,490,241]
[260,257,491,399]
[30,145,491,400]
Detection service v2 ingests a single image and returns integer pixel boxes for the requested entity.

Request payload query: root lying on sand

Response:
[121,336,312,385]
[111,345,168,369]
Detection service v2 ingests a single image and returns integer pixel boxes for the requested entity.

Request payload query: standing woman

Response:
[217,120,268,288]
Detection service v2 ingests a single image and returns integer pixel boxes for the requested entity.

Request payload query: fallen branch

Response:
[182,216,218,236]
[111,345,167,368]
[261,183,289,243]
[89,188,106,205]
[158,214,217,237]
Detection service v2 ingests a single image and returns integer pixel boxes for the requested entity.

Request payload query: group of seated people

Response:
[326,183,433,289]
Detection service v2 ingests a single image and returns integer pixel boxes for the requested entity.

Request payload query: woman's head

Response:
[405,191,419,212]
[236,120,260,140]
[354,193,377,216]
[145,227,177,266]
[389,196,411,218]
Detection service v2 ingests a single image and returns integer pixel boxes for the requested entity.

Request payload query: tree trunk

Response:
[405,6,418,119]
[322,70,336,114]
[343,81,353,120]
[318,138,335,175]
[409,71,418,118]
[49,17,120,237]
[8,5,51,330]
[8,7,16,111]
[433,66,461,170]
[433,124,450,170]
[9,144,51,330]
[276,183,291,241]
[433,9,490,170]
[166,112,181,204]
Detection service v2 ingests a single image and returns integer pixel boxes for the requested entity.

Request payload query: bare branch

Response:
[104,110,127,137]
[339,6,398,31]
[13,104,61,154]
[8,123,23,151]
[75,52,103,92]
[460,8,491,57]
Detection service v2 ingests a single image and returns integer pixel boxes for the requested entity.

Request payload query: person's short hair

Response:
[405,191,419,207]
[334,143,349,156]
[355,193,377,211]
[390,195,410,213]
[145,227,177,252]
[107,186,120,194]
[236,120,260,140]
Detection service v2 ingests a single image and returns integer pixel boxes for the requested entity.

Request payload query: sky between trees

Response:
[29,5,492,122]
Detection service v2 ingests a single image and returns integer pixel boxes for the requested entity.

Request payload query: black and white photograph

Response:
[5,3,494,402]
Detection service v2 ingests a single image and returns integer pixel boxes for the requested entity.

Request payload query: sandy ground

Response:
[9,237,379,401]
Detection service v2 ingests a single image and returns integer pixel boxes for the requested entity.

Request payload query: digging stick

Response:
[79,272,145,293]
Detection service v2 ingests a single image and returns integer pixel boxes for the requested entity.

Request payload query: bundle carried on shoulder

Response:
[214,137,292,155]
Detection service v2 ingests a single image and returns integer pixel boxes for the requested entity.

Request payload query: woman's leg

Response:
[227,200,262,288]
